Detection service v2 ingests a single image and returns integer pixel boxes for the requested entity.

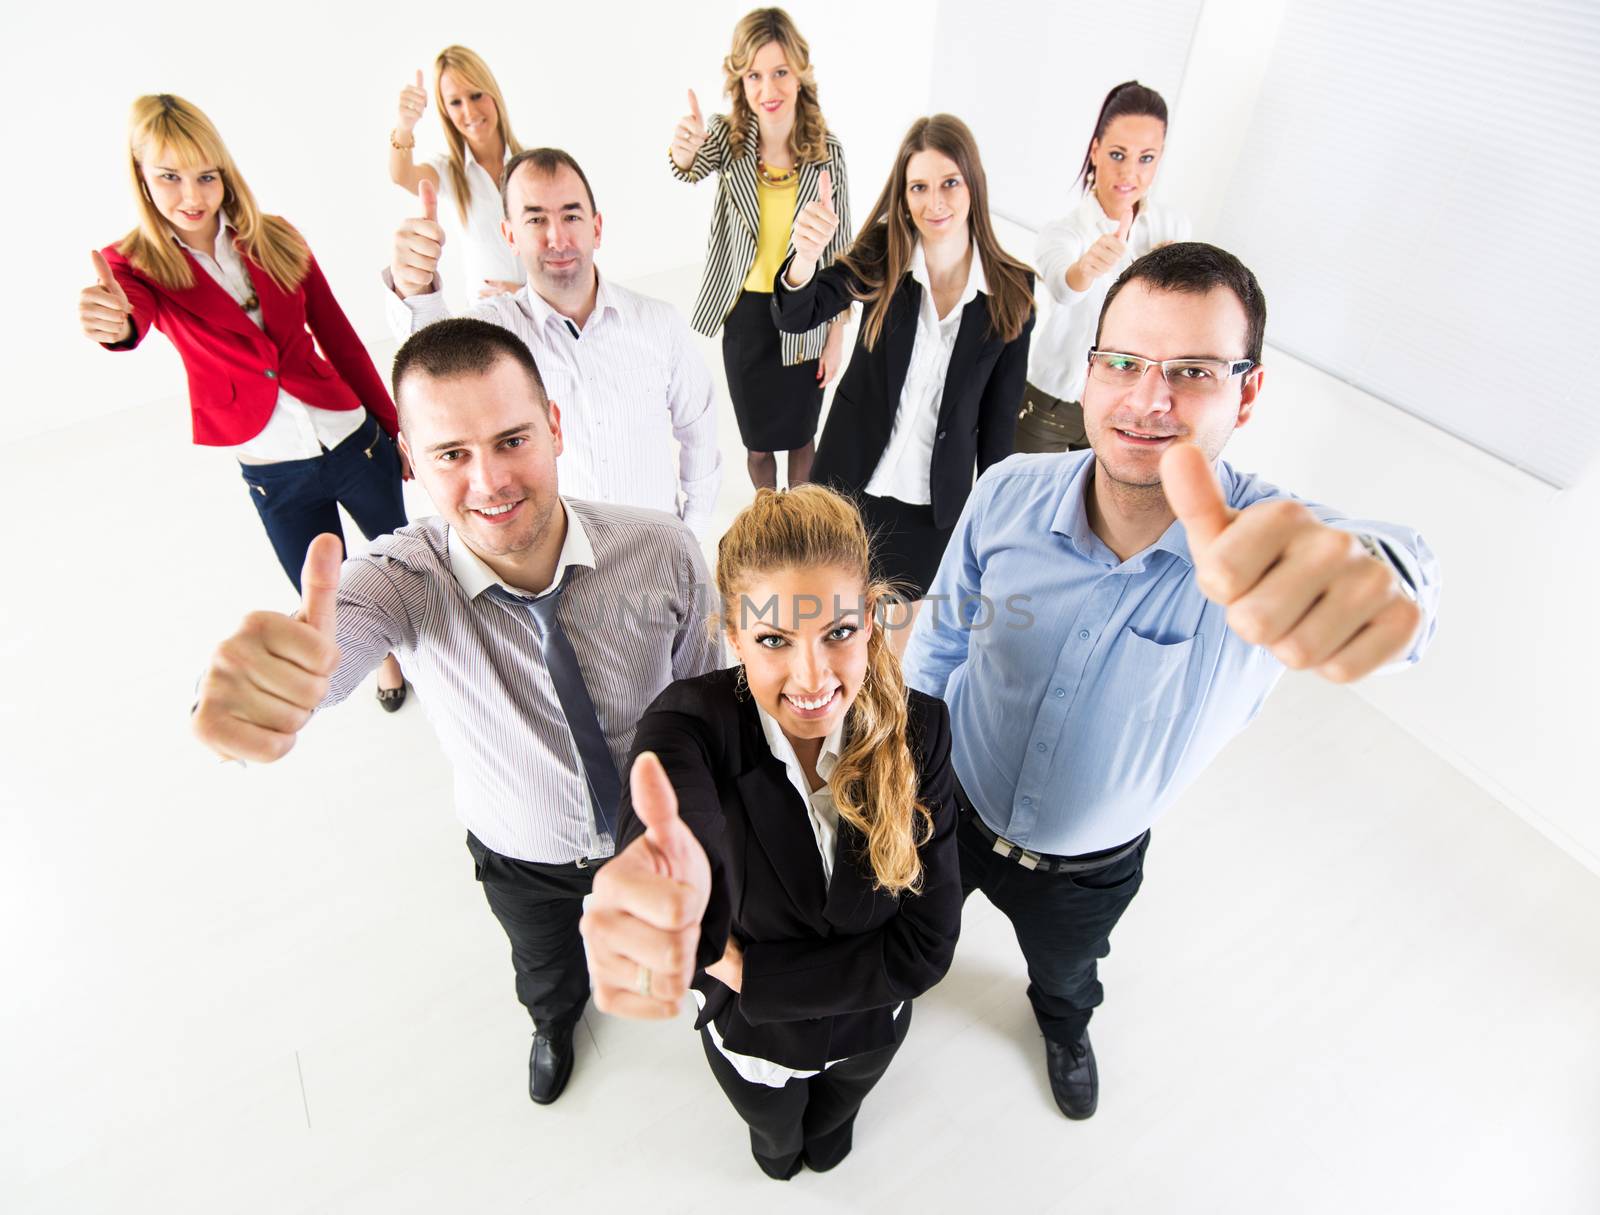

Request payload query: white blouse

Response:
[697,707,902,1088]
[864,242,989,505]
[1027,192,1191,403]
[172,225,363,464]
[428,151,526,300]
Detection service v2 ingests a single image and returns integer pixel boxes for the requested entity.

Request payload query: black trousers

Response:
[700,1004,911,1179]
[239,411,408,591]
[466,833,597,1029]
[1013,380,1089,454]
[956,804,1149,1045]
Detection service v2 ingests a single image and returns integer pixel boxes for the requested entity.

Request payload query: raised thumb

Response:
[1160,443,1234,551]
[418,177,437,222]
[297,533,345,636]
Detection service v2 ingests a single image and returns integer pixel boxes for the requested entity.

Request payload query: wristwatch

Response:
[1356,533,1418,602]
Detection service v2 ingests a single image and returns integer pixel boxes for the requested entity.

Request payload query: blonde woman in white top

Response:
[387,46,526,302]
[1018,81,1191,453]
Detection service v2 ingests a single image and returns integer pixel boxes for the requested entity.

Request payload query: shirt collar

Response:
[447,497,594,600]
[520,268,618,336]
[755,701,847,793]
[1048,454,1216,570]
[169,221,237,262]
[909,240,988,310]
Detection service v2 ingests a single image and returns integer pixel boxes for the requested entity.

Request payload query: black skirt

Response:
[721,290,825,452]
[857,492,954,601]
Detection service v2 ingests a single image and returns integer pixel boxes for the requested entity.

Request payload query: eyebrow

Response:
[425,424,531,455]
[520,201,584,215]
[755,611,861,635]
[153,165,219,174]
[1106,144,1161,153]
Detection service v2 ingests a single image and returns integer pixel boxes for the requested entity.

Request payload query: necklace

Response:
[756,158,798,186]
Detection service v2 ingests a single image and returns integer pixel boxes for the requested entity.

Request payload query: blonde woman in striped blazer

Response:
[669,7,851,491]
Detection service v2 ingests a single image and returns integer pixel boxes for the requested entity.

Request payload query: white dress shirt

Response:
[387,272,722,538]
[175,225,363,463]
[863,242,989,504]
[699,707,901,1087]
[427,151,526,298]
[1028,192,1191,403]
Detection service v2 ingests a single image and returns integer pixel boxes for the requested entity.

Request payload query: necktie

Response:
[490,574,620,840]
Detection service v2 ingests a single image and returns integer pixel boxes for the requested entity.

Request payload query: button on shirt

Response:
[323,498,720,863]
[902,451,1441,856]
[175,225,363,462]
[864,243,988,504]
[1028,194,1191,403]
[427,151,526,298]
[388,273,722,537]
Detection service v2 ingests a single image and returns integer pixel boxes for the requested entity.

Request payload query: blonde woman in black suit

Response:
[669,7,851,491]
[581,485,961,1180]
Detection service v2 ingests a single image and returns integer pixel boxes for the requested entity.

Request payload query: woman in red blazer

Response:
[79,93,409,706]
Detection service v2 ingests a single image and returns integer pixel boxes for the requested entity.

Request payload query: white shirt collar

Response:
[909,240,988,313]
[755,702,847,795]
[446,497,595,600]
[520,267,619,336]
[170,221,236,263]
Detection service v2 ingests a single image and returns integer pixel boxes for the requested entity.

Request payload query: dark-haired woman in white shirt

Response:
[1017,80,1191,453]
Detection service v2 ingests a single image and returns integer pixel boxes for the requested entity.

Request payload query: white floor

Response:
[4,268,1598,1213]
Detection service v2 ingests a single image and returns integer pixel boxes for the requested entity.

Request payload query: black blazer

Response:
[617,666,961,1071]
[771,240,1035,528]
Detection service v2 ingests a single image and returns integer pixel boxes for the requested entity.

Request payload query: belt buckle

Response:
[992,835,1041,871]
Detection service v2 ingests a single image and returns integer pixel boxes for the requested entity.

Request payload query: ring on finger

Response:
[634,964,653,997]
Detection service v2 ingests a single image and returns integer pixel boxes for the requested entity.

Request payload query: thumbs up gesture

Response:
[1078,212,1134,283]
[80,250,134,344]
[669,88,708,171]
[1160,444,1422,683]
[786,166,839,287]
[192,534,345,762]
[396,68,428,133]
[391,178,443,299]
[581,751,712,1019]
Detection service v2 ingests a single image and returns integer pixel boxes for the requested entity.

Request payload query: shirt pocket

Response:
[1104,627,1202,724]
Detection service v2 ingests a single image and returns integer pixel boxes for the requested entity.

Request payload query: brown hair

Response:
[722,7,830,164]
[837,114,1033,351]
[717,486,932,895]
[1098,242,1268,365]
[500,147,598,216]
[434,46,525,225]
[118,93,308,293]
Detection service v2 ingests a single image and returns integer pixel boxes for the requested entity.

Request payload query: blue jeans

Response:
[238,412,408,592]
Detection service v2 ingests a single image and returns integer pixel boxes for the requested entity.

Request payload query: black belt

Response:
[961,806,1145,875]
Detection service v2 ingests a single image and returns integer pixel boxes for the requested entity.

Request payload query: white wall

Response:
[966,0,1598,869]
[8,0,935,444]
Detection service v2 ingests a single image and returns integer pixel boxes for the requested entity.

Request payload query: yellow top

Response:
[743,174,800,293]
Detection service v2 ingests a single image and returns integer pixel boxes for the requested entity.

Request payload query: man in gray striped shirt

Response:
[193,318,720,1106]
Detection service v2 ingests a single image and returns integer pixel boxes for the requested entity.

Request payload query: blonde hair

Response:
[839,114,1033,352]
[722,7,830,165]
[718,485,932,895]
[434,46,525,225]
[118,94,308,293]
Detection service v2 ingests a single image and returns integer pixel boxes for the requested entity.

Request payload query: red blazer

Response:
[100,233,398,447]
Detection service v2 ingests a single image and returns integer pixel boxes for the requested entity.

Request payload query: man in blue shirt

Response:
[903,242,1440,1121]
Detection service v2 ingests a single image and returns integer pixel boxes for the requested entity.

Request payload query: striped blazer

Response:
[669,112,851,365]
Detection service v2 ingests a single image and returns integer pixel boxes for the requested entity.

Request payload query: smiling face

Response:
[1084,280,1264,489]
[904,148,971,247]
[440,69,499,148]
[396,356,564,561]
[742,39,799,127]
[725,564,873,744]
[1090,113,1166,215]
[501,162,602,297]
[140,148,225,244]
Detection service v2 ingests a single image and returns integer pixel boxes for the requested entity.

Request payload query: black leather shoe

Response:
[1045,1031,1098,1120]
[376,680,407,713]
[529,1022,575,1105]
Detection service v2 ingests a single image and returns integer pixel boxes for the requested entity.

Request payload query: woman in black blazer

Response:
[668,7,851,491]
[772,113,1035,637]
[582,485,960,1180]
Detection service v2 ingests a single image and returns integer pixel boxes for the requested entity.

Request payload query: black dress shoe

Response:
[529,1022,575,1105]
[1045,1031,1098,1120]
[376,680,407,713]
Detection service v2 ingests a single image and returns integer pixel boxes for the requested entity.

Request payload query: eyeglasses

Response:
[1086,348,1255,397]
